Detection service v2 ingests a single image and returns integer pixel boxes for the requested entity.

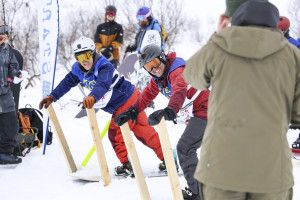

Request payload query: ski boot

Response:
[114,161,134,177]
[182,187,201,200]
[158,158,179,173]
[0,153,22,165]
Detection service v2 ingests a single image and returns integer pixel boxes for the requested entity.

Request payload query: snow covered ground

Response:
[0,69,299,200]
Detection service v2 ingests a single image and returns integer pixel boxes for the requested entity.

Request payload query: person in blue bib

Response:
[39,37,165,177]
[125,6,165,53]
[115,44,210,200]
[277,16,300,49]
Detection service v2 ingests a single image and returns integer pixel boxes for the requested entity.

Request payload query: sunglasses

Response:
[136,15,147,21]
[75,51,93,63]
[144,58,161,72]
[0,25,8,35]
[106,11,115,16]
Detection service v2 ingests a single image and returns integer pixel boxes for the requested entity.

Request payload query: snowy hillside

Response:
[0,69,299,200]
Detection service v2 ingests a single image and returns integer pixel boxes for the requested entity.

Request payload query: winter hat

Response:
[225,0,268,17]
[231,0,279,28]
[137,6,151,17]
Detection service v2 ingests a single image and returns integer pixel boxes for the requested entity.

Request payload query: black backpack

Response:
[18,105,53,146]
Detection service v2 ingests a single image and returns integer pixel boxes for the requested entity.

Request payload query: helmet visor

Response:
[0,25,8,35]
[144,58,161,72]
[75,51,93,63]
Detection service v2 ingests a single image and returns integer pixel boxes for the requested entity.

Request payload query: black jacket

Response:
[0,43,20,113]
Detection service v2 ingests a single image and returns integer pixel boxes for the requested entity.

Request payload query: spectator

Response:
[183,0,299,199]
[94,5,123,68]
[125,6,165,53]
[0,21,23,165]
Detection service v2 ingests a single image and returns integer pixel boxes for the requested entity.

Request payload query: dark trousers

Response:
[177,117,207,194]
[0,111,18,154]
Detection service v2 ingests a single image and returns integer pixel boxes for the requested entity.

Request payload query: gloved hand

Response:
[289,124,300,130]
[102,47,111,59]
[114,107,139,126]
[83,95,96,109]
[107,44,113,52]
[148,107,177,126]
[39,96,54,109]
[125,45,134,53]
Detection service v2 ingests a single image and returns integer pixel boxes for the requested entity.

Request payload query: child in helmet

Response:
[0,21,23,165]
[115,44,209,199]
[125,6,165,53]
[39,37,164,176]
[277,16,300,49]
[94,5,123,69]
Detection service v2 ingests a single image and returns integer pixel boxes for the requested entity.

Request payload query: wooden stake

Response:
[86,107,111,186]
[46,104,77,173]
[120,123,151,200]
[156,117,183,200]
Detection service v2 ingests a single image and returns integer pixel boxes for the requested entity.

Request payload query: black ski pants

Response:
[177,116,207,195]
[0,111,18,154]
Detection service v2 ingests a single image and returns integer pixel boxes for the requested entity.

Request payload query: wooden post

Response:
[156,117,183,200]
[86,108,111,186]
[120,123,151,200]
[46,104,77,173]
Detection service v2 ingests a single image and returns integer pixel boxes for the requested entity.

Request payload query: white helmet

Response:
[72,36,95,54]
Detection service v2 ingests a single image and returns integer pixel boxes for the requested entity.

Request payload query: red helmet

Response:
[277,16,290,31]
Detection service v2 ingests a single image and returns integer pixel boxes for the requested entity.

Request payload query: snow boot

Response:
[158,158,179,173]
[114,161,134,177]
[182,187,201,200]
[0,153,22,165]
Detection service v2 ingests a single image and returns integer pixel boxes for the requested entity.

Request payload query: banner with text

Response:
[37,0,59,154]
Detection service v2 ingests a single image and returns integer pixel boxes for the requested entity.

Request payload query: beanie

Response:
[225,0,269,17]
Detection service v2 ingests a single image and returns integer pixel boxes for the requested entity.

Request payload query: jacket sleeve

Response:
[132,78,159,112]
[89,63,114,101]
[111,24,123,49]
[167,67,188,112]
[50,71,80,101]
[8,47,21,78]
[94,25,103,53]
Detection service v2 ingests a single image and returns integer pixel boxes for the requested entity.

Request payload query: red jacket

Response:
[133,52,209,120]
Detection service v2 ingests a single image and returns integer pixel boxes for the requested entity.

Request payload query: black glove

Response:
[148,107,177,126]
[114,107,139,126]
[289,124,300,130]
[107,45,113,52]
[125,45,133,53]
[102,48,111,59]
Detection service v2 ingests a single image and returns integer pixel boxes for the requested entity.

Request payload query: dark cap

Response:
[225,0,268,17]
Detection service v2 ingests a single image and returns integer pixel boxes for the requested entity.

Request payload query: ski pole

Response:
[81,120,111,167]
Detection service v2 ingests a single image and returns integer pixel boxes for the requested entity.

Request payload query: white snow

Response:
[0,73,299,200]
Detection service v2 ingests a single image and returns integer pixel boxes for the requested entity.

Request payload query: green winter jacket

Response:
[183,26,300,193]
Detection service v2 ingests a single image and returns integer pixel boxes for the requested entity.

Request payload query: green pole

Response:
[81,120,111,167]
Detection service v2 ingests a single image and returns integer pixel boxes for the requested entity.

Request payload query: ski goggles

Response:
[106,11,115,16]
[0,35,8,42]
[144,58,161,72]
[136,15,147,21]
[75,51,93,63]
[0,25,8,35]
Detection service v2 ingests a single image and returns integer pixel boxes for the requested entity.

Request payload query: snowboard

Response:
[117,53,138,79]
[70,171,184,182]
[75,108,100,118]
